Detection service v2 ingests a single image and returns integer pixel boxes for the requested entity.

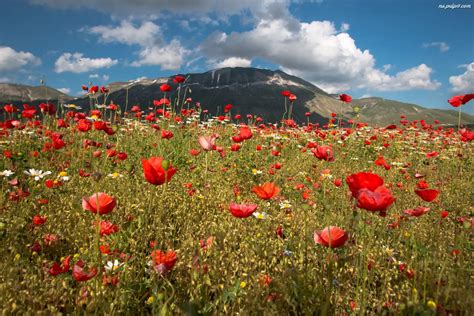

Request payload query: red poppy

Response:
[174,75,185,83]
[142,157,177,185]
[224,104,233,113]
[281,90,291,97]
[151,250,177,272]
[314,226,348,248]
[252,182,280,200]
[339,94,352,103]
[97,220,119,236]
[100,86,109,94]
[82,192,116,215]
[403,207,430,217]
[311,145,334,162]
[426,151,439,159]
[229,202,258,218]
[441,210,449,218]
[81,85,88,91]
[89,86,99,94]
[72,260,98,282]
[239,126,253,140]
[33,215,47,226]
[356,186,395,216]
[346,172,384,198]
[48,255,72,276]
[77,119,92,132]
[288,94,297,102]
[160,84,172,92]
[415,189,439,202]
[448,94,474,107]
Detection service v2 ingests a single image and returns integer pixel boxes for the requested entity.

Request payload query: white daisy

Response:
[0,170,14,177]
[24,169,52,181]
[104,260,123,271]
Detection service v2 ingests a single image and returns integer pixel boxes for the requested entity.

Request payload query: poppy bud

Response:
[161,160,170,171]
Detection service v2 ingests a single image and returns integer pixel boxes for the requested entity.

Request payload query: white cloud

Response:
[201,2,440,93]
[0,46,41,72]
[131,40,188,70]
[54,52,118,73]
[86,20,188,70]
[57,87,71,94]
[0,76,11,83]
[211,57,252,68]
[89,73,109,81]
[87,21,160,46]
[423,42,450,52]
[449,62,474,93]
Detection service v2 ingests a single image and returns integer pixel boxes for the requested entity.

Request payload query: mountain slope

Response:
[0,83,73,102]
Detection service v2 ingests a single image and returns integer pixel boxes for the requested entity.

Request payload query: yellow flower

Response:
[240,281,247,289]
[14,254,21,261]
[427,300,436,309]
[59,171,68,177]
[146,296,154,305]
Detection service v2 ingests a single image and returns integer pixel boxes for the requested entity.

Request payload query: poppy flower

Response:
[100,86,109,94]
[339,94,352,103]
[346,172,384,198]
[173,75,185,83]
[224,104,233,113]
[151,250,177,272]
[415,189,439,202]
[281,90,291,97]
[252,182,280,200]
[311,145,334,162]
[48,255,72,276]
[160,84,172,92]
[89,86,99,94]
[142,157,177,185]
[356,186,395,216]
[198,135,217,151]
[288,94,297,102]
[33,215,47,226]
[314,226,348,248]
[97,220,119,236]
[72,260,98,282]
[82,192,116,215]
[229,202,258,218]
[404,207,430,217]
[448,94,474,107]
[239,126,253,140]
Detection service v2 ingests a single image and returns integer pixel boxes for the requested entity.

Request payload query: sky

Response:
[0,0,473,112]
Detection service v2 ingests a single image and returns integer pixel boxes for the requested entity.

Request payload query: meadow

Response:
[0,84,473,315]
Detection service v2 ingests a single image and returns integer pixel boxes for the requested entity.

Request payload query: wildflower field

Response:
[0,84,473,315]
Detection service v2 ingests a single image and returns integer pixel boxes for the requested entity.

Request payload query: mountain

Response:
[81,67,472,126]
[0,83,73,103]
[1,68,472,126]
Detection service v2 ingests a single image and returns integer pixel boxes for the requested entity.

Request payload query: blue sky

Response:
[0,0,472,112]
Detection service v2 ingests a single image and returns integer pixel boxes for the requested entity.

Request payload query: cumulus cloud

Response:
[86,20,188,70]
[449,62,474,93]
[54,52,118,73]
[201,1,440,93]
[0,76,11,83]
[211,57,252,68]
[423,42,450,52]
[86,21,160,46]
[57,87,71,94]
[131,40,188,70]
[0,46,41,72]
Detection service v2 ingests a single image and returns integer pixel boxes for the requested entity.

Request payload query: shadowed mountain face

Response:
[1,67,473,126]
